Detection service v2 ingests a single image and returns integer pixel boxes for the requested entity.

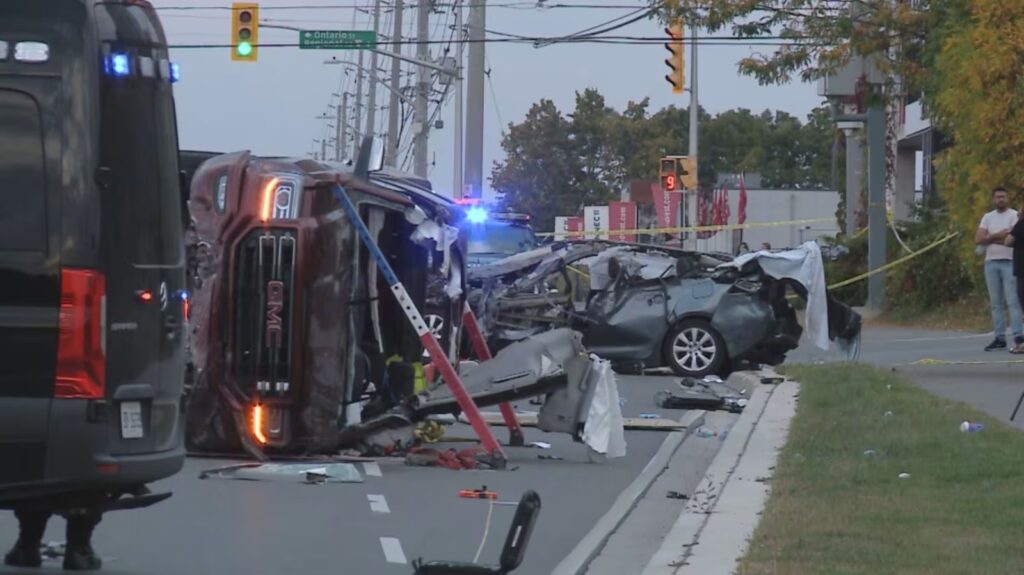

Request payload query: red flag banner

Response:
[720,184,731,225]
[609,201,638,242]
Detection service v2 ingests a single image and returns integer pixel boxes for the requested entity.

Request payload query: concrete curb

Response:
[641,370,799,575]
[550,409,707,575]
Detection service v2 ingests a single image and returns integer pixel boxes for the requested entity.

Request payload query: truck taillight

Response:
[55,269,106,399]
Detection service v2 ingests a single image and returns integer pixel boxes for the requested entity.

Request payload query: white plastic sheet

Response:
[582,356,627,458]
[728,241,830,350]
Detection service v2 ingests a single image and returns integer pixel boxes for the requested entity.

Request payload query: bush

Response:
[822,200,977,311]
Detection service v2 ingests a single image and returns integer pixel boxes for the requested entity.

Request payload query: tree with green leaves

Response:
[491,91,839,230]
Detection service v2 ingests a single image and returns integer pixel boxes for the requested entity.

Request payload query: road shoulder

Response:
[641,371,797,575]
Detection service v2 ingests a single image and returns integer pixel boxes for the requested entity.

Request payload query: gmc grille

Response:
[233,230,297,395]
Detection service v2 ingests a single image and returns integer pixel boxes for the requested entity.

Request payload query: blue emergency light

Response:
[466,206,488,224]
[108,53,130,77]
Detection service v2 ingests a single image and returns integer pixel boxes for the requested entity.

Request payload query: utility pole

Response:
[321,138,328,162]
[844,126,864,233]
[833,103,886,309]
[464,0,485,197]
[687,23,698,159]
[352,49,366,160]
[413,0,430,177]
[386,0,404,166]
[336,93,348,161]
[453,0,465,198]
[366,0,382,146]
[684,23,698,250]
[866,104,887,309]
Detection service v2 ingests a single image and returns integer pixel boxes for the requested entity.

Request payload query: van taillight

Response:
[55,269,106,399]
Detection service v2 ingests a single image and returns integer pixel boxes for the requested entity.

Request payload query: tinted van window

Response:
[99,71,182,266]
[0,89,47,253]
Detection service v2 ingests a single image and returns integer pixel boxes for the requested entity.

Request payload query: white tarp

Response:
[582,356,627,458]
[726,241,830,350]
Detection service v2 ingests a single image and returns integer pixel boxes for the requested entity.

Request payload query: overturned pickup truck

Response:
[182,143,606,459]
[468,241,862,378]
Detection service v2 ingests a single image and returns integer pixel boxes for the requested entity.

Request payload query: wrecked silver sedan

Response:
[468,241,861,377]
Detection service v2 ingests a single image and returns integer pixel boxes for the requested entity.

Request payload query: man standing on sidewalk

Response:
[1004,202,1024,353]
[976,187,1023,351]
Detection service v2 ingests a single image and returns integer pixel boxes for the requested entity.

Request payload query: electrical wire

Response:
[156,3,653,11]
[531,5,653,47]
[483,52,505,136]
[171,36,821,48]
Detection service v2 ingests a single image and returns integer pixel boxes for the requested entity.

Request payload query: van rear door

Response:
[0,78,62,489]
[96,29,185,456]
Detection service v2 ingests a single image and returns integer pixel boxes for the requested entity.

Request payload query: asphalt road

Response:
[5,324,1013,575]
[0,375,699,575]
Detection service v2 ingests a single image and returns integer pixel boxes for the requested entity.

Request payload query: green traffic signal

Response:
[236,41,253,57]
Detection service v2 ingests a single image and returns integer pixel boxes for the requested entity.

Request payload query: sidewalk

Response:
[586,370,799,575]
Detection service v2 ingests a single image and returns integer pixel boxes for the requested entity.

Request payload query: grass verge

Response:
[870,292,991,333]
[738,363,1024,575]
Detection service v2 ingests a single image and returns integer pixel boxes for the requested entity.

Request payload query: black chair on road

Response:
[412,490,542,575]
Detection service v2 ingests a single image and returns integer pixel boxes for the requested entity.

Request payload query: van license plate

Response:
[120,401,144,439]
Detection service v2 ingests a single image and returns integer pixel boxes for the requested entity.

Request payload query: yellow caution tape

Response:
[566,265,590,279]
[827,231,960,290]
[901,358,1024,367]
[536,217,836,239]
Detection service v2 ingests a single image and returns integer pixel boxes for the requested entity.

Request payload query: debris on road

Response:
[41,541,65,559]
[529,441,552,449]
[695,427,718,438]
[198,462,363,483]
[470,411,683,431]
[538,454,564,461]
[458,486,499,500]
[406,447,493,470]
[655,389,747,413]
[666,491,690,500]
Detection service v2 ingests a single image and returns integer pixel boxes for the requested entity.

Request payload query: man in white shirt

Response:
[976,187,1023,351]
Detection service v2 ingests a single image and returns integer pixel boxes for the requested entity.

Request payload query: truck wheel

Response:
[663,319,726,378]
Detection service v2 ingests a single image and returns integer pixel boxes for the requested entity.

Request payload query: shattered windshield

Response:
[465,222,537,256]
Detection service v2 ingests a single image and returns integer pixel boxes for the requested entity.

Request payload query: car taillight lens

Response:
[55,269,106,399]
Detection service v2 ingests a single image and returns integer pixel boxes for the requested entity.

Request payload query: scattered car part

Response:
[413,490,542,575]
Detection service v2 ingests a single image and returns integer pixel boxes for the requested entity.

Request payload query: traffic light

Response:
[679,156,697,190]
[664,22,684,95]
[660,157,679,192]
[231,2,259,62]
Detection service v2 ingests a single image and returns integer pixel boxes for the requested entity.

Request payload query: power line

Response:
[156,3,651,11]
[171,35,824,49]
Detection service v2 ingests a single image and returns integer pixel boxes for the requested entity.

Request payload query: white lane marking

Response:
[380,537,407,564]
[874,333,989,343]
[363,462,382,477]
[368,494,391,514]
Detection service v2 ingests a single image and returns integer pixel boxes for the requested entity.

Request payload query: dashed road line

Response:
[380,537,407,564]
[368,494,391,514]
[363,462,382,477]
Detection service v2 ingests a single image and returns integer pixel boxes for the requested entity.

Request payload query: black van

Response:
[0,0,186,510]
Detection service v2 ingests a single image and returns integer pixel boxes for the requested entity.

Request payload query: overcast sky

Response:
[162,0,825,197]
